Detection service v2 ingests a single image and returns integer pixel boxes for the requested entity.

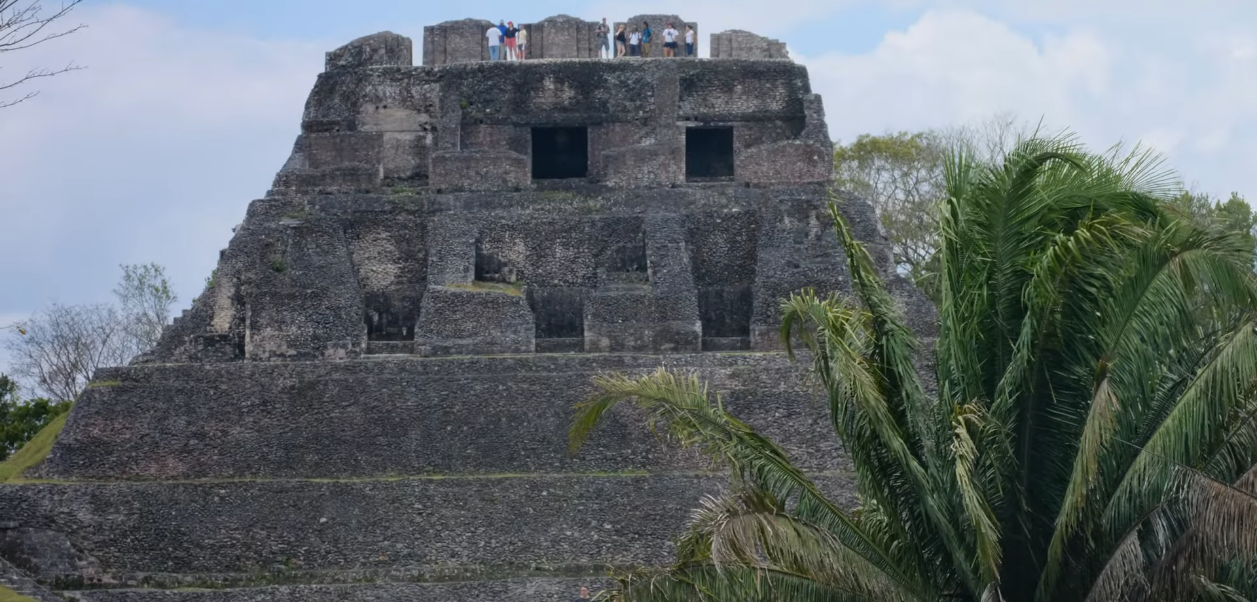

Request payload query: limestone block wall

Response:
[710,29,789,59]
[39,354,846,481]
[325,31,413,70]
[522,15,601,59]
[273,56,823,195]
[421,19,493,65]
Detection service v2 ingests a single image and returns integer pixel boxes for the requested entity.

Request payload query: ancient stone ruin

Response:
[0,17,932,602]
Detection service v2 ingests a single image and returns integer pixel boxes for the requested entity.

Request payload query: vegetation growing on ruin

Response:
[448,281,525,296]
[0,410,69,482]
[574,133,1257,601]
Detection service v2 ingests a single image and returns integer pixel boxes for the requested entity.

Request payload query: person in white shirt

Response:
[662,23,679,58]
[486,25,501,61]
[628,28,641,57]
[685,25,695,57]
[516,26,528,60]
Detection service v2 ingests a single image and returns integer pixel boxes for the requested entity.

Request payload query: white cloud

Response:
[0,4,325,375]
[797,8,1257,200]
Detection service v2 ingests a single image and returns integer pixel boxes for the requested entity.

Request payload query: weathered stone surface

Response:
[38,354,847,481]
[0,474,857,586]
[422,19,493,65]
[70,580,612,602]
[710,29,788,59]
[0,20,940,602]
[326,32,413,71]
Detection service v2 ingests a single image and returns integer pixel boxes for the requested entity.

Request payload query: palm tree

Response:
[570,133,1257,601]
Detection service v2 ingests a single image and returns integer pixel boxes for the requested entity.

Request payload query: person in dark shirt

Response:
[573,586,591,601]
[614,24,627,58]
[641,21,652,58]
[504,21,518,60]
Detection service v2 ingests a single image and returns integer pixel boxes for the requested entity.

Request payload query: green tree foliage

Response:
[572,133,1257,601]
[833,131,944,289]
[0,374,69,461]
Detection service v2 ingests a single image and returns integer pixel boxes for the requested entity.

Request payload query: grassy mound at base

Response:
[0,586,39,602]
[0,411,69,483]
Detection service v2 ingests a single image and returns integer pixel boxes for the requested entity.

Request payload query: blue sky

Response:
[2,0,1256,378]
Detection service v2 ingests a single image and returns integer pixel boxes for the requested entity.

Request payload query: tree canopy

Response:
[573,133,1257,601]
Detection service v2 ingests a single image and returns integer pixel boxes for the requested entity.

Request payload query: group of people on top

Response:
[485,20,526,61]
[606,19,693,59]
[484,18,696,61]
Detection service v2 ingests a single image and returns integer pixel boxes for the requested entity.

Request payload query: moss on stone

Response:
[447,281,524,297]
[0,586,39,602]
[0,411,70,483]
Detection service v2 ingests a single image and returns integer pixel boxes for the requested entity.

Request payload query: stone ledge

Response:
[41,354,846,481]
[69,578,610,602]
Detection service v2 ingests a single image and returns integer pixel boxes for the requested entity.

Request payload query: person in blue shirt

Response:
[641,22,652,58]
[497,20,508,60]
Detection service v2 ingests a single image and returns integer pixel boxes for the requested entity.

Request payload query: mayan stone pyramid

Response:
[0,16,934,602]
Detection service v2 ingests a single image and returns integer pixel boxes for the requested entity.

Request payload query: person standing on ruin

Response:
[504,21,518,60]
[615,24,627,58]
[486,23,502,61]
[597,18,611,59]
[641,21,653,58]
[516,26,528,60]
[662,22,679,58]
[497,20,508,60]
[628,27,641,57]
[685,25,695,57]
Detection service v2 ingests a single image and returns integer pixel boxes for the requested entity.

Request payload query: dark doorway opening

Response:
[532,127,589,180]
[364,293,416,342]
[699,286,753,351]
[529,288,586,353]
[686,127,735,180]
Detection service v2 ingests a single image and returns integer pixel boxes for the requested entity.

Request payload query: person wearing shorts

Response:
[685,25,695,56]
[597,18,610,58]
[504,21,518,60]
[615,24,627,57]
[662,23,679,57]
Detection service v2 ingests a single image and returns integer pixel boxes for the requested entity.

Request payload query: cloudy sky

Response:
[2,0,1254,375]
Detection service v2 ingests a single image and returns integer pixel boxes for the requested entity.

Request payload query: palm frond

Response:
[569,369,922,594]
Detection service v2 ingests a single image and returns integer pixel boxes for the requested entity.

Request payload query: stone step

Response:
[0,474,855,587]
[44,353,845,480]
[67,578,607,602]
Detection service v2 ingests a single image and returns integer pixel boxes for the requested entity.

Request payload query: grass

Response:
[0,586,39,602]
[447,281,524,297]
[87,380,121,389]
[0,411,70,483]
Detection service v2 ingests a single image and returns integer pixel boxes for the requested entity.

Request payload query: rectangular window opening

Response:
[532,126,589,180]
[686,127,735,180]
